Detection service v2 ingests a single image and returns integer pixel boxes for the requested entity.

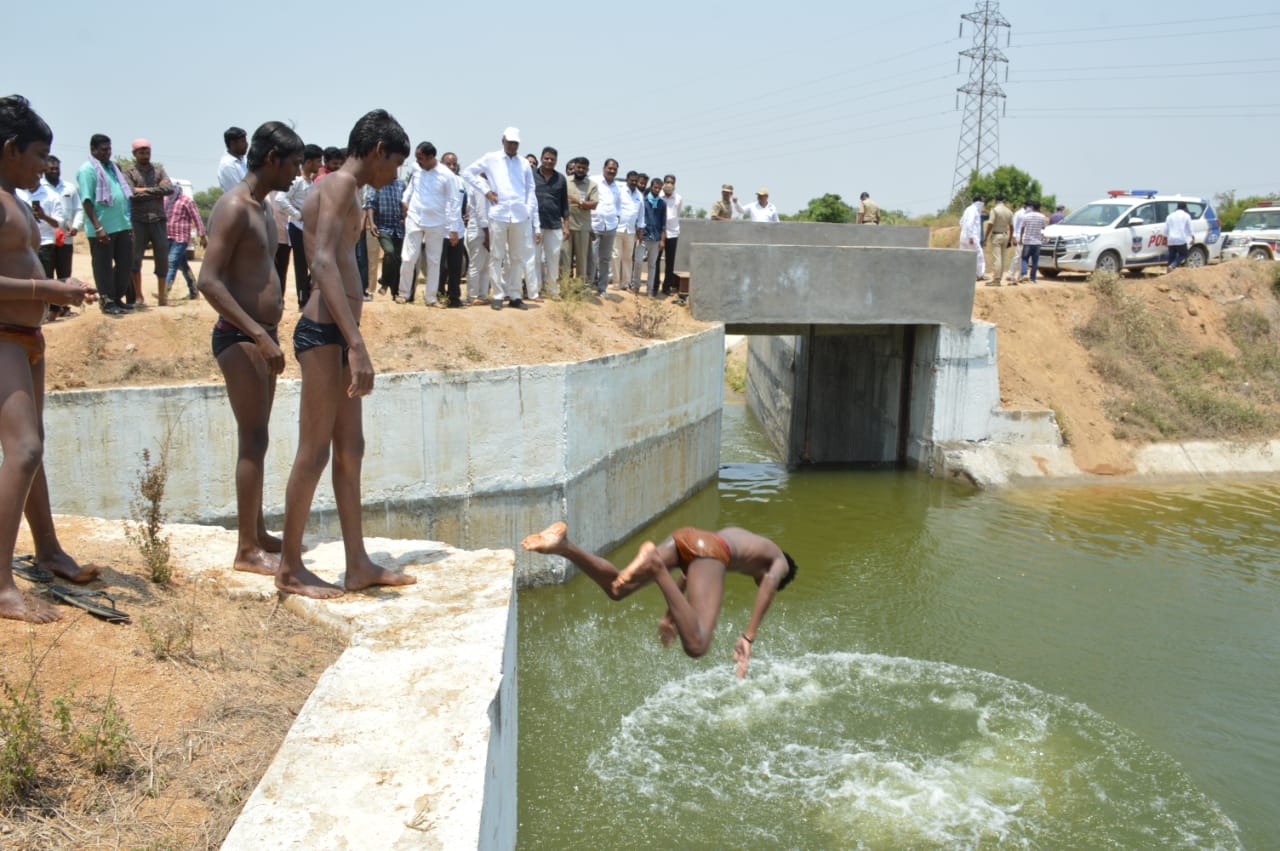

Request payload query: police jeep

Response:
[1221,203,1280,261]
[1038,190,1222,277]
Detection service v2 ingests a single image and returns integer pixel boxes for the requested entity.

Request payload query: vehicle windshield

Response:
[1060,203,1127,227]
[1234,210,1280,231]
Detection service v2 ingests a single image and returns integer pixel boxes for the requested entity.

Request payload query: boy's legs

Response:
[276,345,346,598]
[649,556,726,658]
[23,352,96,584]
[0,345,63,622]
[217,342,281,575]
[328,375,415,591]
[521,521,674,600]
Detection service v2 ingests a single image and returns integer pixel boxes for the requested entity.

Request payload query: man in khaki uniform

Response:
[985,194,1013,286]
[562,156,598,280]
[710,183,735,220]
[856,191,880,225]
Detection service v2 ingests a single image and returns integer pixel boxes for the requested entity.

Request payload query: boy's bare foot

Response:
[233,547,281,576]
[275,562,344,599]
[344,556,418,592]
[612,541,663,594]
[257,531,283,554]
[0,586,61,623]
[657,611,677,647]
[521,521,567,554]
[40,551,100,584]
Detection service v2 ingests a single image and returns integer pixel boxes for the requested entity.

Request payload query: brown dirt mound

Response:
[974,260,1280,473]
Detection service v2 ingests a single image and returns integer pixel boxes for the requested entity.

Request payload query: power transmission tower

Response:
[951,1,1010,201]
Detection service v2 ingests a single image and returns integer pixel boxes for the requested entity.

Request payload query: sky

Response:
[8,0,1280,217]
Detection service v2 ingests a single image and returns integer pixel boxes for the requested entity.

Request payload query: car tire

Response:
[1247,246,1272,261]
[1187,245,1209,268]
[1096,251,1122,274]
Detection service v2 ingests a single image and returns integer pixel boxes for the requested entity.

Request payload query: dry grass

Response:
[0,583,345,849]
[621,296,672,339]
[1075,272,1275,440]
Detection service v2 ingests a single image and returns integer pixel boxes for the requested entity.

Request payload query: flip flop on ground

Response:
[46,584,131,623]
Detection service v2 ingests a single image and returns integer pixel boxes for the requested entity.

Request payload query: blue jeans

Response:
[1021,243,1041,282]
[166,241,195,292]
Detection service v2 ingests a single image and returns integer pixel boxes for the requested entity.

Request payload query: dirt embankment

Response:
[973,259,1280,474]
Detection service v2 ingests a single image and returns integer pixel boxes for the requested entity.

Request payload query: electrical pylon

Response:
[951,1,1010,200]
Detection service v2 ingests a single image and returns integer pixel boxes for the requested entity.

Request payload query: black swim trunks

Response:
[211,317,279,359]
[293,315,349,364]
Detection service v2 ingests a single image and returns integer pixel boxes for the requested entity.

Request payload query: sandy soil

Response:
[0,520,345,849]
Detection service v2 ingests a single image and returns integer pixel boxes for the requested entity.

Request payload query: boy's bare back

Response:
[301,170,364,325]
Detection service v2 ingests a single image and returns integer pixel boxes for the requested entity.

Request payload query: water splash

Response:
[588,653,1241,849]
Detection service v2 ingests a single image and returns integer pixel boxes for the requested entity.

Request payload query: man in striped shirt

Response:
[165,184,206,299]
[1018,201,1048,285]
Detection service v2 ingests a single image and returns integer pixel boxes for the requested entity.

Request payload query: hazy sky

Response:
[9,1,1279,216]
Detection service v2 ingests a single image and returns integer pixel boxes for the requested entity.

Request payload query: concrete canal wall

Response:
[40,325,726,586]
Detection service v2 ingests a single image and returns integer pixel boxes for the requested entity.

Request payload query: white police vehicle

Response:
[1038,190,1222,276]
[1221,203,1280,261]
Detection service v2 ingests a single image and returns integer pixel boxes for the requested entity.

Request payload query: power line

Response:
[1008,24,1280,49]
[1017,11,1279,36]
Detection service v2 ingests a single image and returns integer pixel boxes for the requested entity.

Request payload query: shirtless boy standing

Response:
[522,522,797,677]
[197,122,304,576]
[0,95,99,622]
[274,110,416,599]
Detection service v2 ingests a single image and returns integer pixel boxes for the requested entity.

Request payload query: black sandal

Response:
[46,584,131,624]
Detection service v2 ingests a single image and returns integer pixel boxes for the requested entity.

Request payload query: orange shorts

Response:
[0,323,45,365]
[672,527,731,568]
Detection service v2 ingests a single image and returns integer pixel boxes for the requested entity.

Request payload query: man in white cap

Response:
[734,187,780,223]
[462,127,539,310]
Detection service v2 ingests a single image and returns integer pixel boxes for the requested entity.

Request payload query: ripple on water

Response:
[588,653,1242,850]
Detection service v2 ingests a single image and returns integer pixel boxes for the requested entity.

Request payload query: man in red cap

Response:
[123,138,174,305]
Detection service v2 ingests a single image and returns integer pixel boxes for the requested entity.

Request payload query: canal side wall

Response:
[745,320,1062,469]
[39,326,725,586]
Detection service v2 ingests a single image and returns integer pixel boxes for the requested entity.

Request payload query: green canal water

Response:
[518,401,1278,849]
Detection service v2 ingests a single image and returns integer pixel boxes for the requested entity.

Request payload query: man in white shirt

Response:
[17,165,60,279]
[43,155,81,282]
[613,171,645,291]
[734,188,780,223]
[658,175,682,295]
[463,127,539,310]
[959,195,986,282]
[398,142,461,307]
[217,126,248,193]
[589,159,622,294]
[1164,201,1195,270]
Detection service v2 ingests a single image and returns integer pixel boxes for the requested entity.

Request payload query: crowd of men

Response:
[17,118,897,321]
[217,126,698,311]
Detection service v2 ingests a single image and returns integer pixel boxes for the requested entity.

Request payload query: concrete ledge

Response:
[930,439,1280,488]
[689,244,976,328]
[143,519,516,851]
[680,219,930,250]
[43,516,515,850]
